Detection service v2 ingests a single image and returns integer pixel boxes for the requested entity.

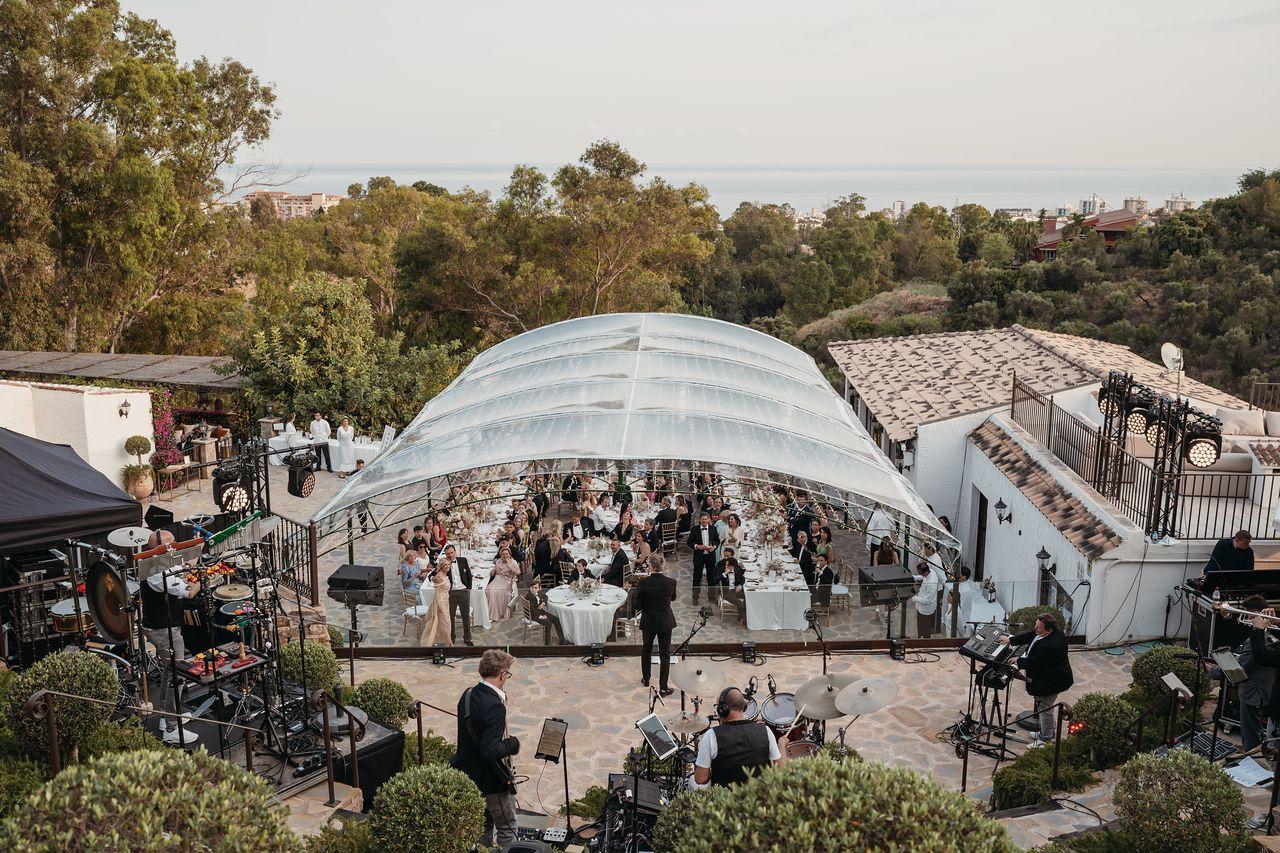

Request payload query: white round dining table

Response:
[544,584,628,644]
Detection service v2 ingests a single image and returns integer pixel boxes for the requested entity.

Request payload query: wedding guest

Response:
[526,578,566,645]
[562,510,594,542]
[813,527,834,561]
[549,536,572,582]
[601,538,627,587]
[427,513,447,558]
[614,509,636,543]
[642,518,660,551]
[396,528,412,564]
[335,416,356,476]
[419,559,452,645]
[632,528,652,571]
[411,525,429,553]
[404,543,431,596]
[570,558,593,582]
[812,552,836,607]
[487,546,520,621]
[874,537,899,567]
[532,529,554,578]
[433,545,474,646]
[717,548,747,625]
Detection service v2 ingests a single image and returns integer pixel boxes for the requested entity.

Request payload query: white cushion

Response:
[404,605,427,617]
[1217,407,1268,436]
[832,585,850,595]
[1266,411,1280,437]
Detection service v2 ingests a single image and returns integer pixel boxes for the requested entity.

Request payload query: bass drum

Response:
[785,740,821,760]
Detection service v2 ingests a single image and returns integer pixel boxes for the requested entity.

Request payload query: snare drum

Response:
[785,740,821,760]
[50,597,92,633]
[760,693,797,737]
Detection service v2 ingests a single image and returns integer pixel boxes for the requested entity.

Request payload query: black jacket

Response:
[601,549,628,587]
[1249,628,1280,720]
[452,682,520,796]
[790,546,815,586]
[533,537,553,576]
[1009,629,1073,697]
[687,523,720,552]
[636,573,677,634]
[562,518,595,541]
[716,558,744,588]
[654,507,678,531]
[432,556,472,590]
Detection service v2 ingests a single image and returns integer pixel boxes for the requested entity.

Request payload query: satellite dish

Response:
[1160,342,1184,373]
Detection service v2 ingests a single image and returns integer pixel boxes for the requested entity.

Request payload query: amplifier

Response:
[858,564,915,607]
[607,773,668,816]
[327,587,385,608]
[328,564,383,591]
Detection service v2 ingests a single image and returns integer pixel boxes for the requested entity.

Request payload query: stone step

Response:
[281,778,363,838]
[1255,830,1280,851]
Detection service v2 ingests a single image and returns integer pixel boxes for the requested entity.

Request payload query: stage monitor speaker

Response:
[607,773,667,816]
[144,505,175,529]
[327,587,384,607]
[858,564,915,607]
[329,564,383,591]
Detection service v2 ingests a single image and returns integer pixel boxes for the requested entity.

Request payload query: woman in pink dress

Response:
[486,545,520,621]
[419,559,452,646]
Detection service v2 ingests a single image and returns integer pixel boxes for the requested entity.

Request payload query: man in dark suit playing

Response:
[637,554,677,696]
[999,612,1073,747]
[688,512,720,605]
[433,544,474,646]
[453,649,521,847]
[562,511,595,542]
[601,537,628,587]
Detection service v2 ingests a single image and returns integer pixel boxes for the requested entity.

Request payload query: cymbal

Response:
[662,711,709,736]
[213,583,253,601]
[835,677,899,716]
[793,673,859,721]
[670,659,727,696]
[108,526,152,548]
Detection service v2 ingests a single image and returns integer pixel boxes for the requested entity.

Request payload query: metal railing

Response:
[1251,382,1280,412]
[260,514,320,606]
[1010,377,1280,540]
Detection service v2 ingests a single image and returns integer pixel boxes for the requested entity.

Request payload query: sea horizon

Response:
[228,162,1248,216]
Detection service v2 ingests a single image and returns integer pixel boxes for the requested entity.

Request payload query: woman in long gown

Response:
[335,416,356,475]
[420,561,452,645]
[486,545,520,621]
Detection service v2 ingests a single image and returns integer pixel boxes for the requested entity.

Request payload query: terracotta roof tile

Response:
[967,418,1123,560]
[1251,443,1280,467]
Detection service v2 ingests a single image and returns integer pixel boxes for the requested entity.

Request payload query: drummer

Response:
[693,686,783,787]
[140,569,198,741]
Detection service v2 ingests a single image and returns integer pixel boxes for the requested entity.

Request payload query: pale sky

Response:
[123,0,1279,170]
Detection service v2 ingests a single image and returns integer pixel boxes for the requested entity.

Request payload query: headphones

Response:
[715,686,736,720]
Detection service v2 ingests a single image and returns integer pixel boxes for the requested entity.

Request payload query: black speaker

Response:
[329,564,383,591]
[607,773,668,816]
[144,505,175,529]
[327,587,385,607]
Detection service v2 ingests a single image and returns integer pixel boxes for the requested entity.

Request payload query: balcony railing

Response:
[1251,381,1280,412]
[1010,376,1280,540]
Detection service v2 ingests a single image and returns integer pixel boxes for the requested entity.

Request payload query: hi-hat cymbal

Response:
[670,659,727,696]
[835,677,899,716]
[662,711,709,736]
[107,526,152,548]
[794,673,859,721]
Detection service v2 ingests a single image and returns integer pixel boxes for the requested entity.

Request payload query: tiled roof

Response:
[0,351,242,389]
[968,419,1124,560]
[1037,209,1139,247]
[828,325,1246,443]
[1251,443,1280,467]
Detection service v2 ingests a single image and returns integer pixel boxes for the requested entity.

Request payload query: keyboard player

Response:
[998,612,1073,747]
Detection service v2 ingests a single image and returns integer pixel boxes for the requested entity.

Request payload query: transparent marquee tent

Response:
[313,313,958,559]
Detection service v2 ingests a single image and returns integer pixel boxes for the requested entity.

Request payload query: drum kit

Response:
[655,659,900,775]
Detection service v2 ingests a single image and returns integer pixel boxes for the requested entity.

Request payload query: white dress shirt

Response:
[865,509,892,549]
[310,417,332,441]
[912,571,941,616]
[449,560,466,589]
[571,522,585,540]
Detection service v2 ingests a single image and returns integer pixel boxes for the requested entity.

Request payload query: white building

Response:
[995,208,1038,222]
[1055,204,1076,218]
[242,190,346,221]
[1164,193,1195,214]
[830,327,1271,643]
[1079,194,1109,216]
[0,380,153,489]
[1122,197,1149,217]
[891,200,906,221]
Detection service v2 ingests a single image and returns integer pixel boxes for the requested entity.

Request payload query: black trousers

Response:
[692,551,715,601]
[313,441,333,471]
[449,589,473,644]
[641,628,672,689]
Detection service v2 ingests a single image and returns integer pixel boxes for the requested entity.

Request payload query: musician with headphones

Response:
[693,686,783,787]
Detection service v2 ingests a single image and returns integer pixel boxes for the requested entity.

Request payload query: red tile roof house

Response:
[1035,209,1140,261]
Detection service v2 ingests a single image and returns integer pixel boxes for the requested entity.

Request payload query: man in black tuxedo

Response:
[636,554,677,695]
[688,512,720,605]
[790,531,816,587]
[999,612,1073,747]
[562,511,594,542]
[716,547,747,626]
[642,518,660,551]
[433,544,474,645]
[453,649,521,846]
[601,537,628,587]
[654,497,678,536]
[525,579,566,645]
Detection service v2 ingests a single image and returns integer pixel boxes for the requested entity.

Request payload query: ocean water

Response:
[245,163,1245,216]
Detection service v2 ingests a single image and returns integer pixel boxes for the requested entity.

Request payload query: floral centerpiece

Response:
[588,535,609,558]
[571,576,599,598]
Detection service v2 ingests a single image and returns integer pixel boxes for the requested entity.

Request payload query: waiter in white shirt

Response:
[865,508,892,563]
[910,562,941,639]
[309,411,333,473]
[943,566,976,637]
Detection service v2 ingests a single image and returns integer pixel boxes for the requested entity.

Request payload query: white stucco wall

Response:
[0,381,153,488]
[915,410,1001,525]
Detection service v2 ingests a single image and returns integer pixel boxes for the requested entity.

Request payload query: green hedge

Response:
[279,639,340,696]
[561,784,607,819]
[1111,749,1249,852]
[1070,692,1138,768]
[305,814,372,852]
[652,788,713,852]
[348,678,413,730]
[0,756,46,821]
[4,650,118,755]
[1006,605,1068,635]
[78,720,163,761]
[991,741,1095,810]
[369,764,484,853]
[1128,645,1205,706]
[402,729,455,768]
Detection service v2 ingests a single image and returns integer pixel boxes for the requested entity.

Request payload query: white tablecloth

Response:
[545,584,628,644]
[419,562,493,630]
[743,582,812,630]
[267,435,381,467]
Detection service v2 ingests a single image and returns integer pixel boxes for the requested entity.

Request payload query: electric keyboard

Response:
[959,623,1022,667]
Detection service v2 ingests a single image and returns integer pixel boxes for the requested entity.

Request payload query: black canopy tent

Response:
[0,428,141,552]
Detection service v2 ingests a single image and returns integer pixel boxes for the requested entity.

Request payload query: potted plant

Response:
[122,435,154,499]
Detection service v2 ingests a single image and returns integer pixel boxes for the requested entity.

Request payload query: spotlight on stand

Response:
[285,449,317,498]
[1184,417,1223,469]
[741,641,756,664]
[213,460,250,513]
[589,643,606,665]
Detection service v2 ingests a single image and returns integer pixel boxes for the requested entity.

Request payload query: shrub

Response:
[1111,749,1249,852]
[402,729,455,768]
[823,740,862,763]
[677,758,1015,852]
[349,678,413,729]
[4,650,118,755]
[369,764,484,853]
[561,784,608,819]
[328,625,345,647]
[652,787,714,852]
[0,757,46,820]
[123,435,152,463]
[1006,605,1068,635]
[78,719,163,761]
[991,743,1095,810]
[1069,692,1137,768]
[306,813,373,852]
[0,748,296,850]
[279,639,340,695]
[1129,645,1205,705]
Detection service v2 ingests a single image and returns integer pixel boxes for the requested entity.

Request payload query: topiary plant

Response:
[123,435,153,464]
[676,758,1016,852]
[991,743,1096,810]
[306,813,373,852]
[78,719,163,761]
[1006,605,1068,635]
[279,639,340,696]
[349,678,413,729]
[369,764,484,853]
[561,784,608,819]
[0,748,296,851]
[1112,749,1249,852]
[4,650,118,757]
[1069,692,1138,768]
[652,788,713,852]
[1128,645,1205,706]
[402,729,455,768]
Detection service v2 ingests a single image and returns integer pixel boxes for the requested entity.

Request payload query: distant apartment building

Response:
[1079,193,1109,216]
[1164,193,1195,214]
[891,200,906,221]
[1122,197,1149,217]
[242,190,345,221]
[995,208,1037,222]
[793,207,827,228]
[1054,204,1076,218]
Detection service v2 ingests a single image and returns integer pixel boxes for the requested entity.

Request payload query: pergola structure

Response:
[312,313,958,561]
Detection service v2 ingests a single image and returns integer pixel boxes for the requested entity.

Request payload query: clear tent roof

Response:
[312,313,957,553]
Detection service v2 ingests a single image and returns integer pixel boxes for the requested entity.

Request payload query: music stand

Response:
[535,718,572,838]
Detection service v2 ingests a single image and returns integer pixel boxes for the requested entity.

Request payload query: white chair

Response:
[402,591,427,637]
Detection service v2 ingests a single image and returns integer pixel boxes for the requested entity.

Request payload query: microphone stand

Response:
[673,608,711,713]
[805,610,831,676]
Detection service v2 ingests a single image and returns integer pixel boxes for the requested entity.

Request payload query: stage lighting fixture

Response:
[741,641,756,664]
[213,461,250,513]
[1144,419,1169,448]
[589,643,605,665]
[286,450,317,498]
[1185,431,1222,469]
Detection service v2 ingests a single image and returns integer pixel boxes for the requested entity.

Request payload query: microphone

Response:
[698,605,713,620]
[804,608,817,625]
[744,676,758,700]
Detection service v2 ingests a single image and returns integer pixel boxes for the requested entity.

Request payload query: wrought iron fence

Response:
[260,514,319,606]
[1250,381,1280,412]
